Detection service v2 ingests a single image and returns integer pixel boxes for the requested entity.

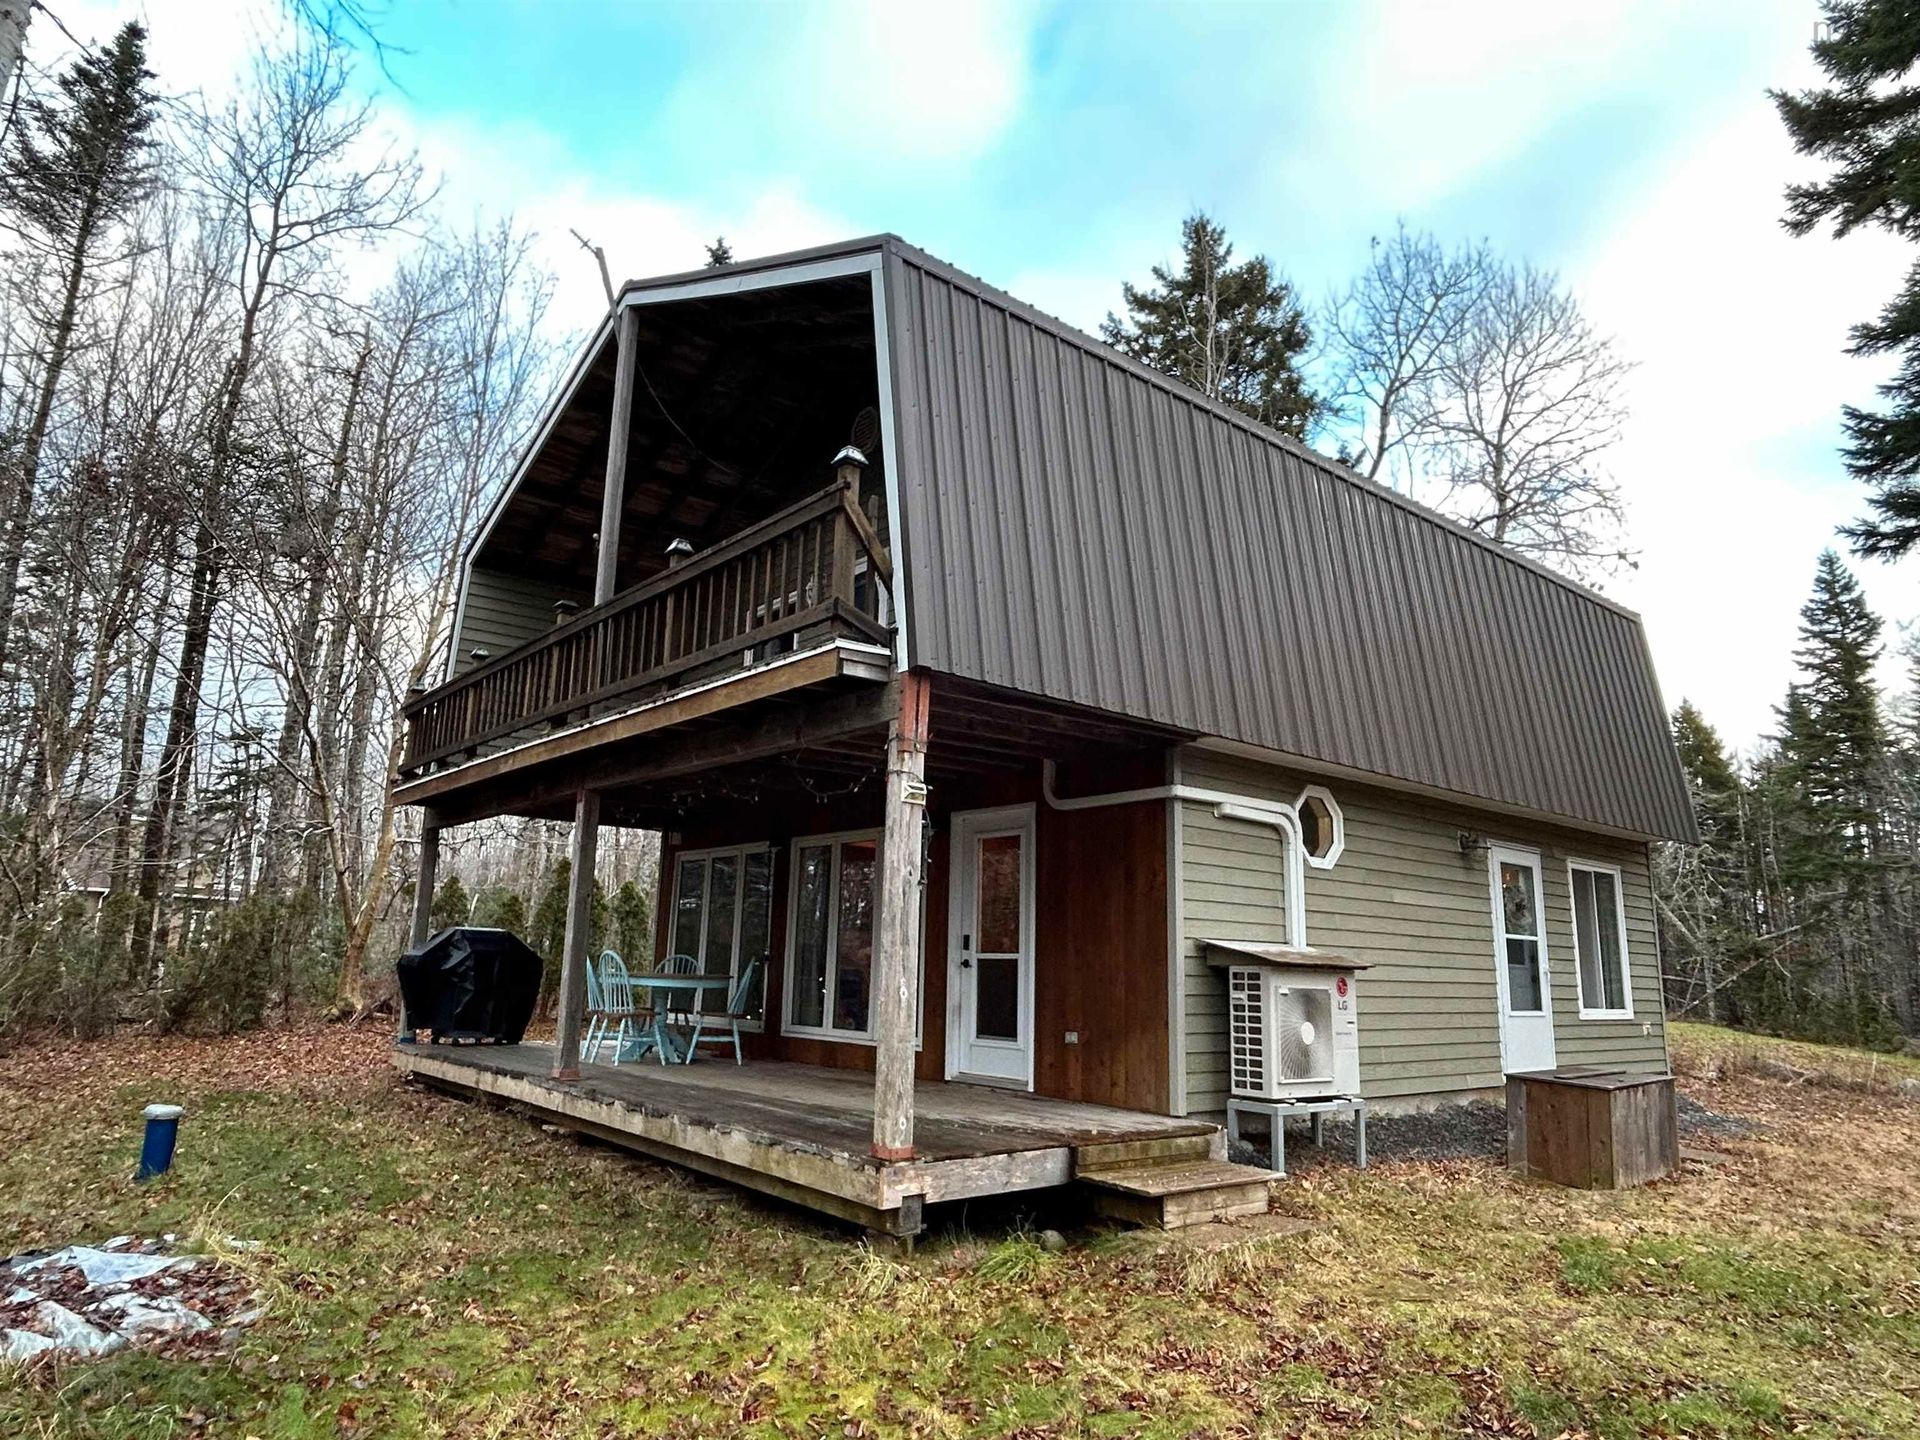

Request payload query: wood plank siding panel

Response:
[1176,749,1667,1114]
[654,768,1169,1113]
[452,568,588,675]
[878,238,1694,843]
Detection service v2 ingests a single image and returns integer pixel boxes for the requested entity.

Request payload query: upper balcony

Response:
[400,474,893,781]
[393,258,903,813]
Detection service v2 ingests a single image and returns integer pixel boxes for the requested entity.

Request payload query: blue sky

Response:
[52,0,1920,747]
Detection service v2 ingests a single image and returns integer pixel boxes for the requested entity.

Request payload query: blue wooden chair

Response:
[581,951,607,1061]
[589,951,645,1066]
[686,957,763,1065]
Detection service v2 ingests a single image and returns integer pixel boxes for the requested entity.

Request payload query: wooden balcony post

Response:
[597,307,640,606]
[829,447,864,607]
[551,787,602,1081]
[401,805,441,1043]
[872,672,931,1161]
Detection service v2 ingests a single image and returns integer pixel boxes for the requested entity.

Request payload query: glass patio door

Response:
[946,805,1036,1088]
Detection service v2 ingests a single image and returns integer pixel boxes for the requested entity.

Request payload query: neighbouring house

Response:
[391,235,1695,1241]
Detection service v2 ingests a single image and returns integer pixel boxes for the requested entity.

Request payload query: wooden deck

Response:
[394,1044,1221,1238]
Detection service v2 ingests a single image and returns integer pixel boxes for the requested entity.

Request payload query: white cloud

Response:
[1308,0,1668,210]
[399,109,855,325]
[652,0,1031,170]
[1576,49,1920,752]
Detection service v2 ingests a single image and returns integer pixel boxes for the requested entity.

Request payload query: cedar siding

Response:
[1176,747,1666,1115]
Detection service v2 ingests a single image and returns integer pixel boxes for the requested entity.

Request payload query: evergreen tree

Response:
[531,858,571,962]
[1777,550,1887,880]
[1101,212,1318,438]
[705,235,734,267]
[470,885,529,935]
[611,878,651,961]
[429,874,472,932]
[1775,4,1920,555]
[0,23,158,663]
[1673,701,1741,829]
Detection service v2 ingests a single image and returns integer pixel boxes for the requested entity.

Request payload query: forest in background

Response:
[0,13,660,1038]
[0,2,1914,1051]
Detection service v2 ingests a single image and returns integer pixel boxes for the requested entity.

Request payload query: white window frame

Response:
[1293,783,1345,870]
[1567,859,1634,1020]
[668,842,775,1031]
[780,827,924,1046]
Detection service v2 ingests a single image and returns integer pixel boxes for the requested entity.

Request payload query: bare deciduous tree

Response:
[1324,232,1634,579]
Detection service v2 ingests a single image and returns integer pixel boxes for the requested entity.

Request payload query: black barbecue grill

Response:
[397,927,543,1044]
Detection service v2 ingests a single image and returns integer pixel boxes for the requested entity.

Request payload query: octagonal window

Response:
[1296,785,1344,869]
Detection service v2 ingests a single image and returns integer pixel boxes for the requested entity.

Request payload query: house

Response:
[390,235,1695,1240]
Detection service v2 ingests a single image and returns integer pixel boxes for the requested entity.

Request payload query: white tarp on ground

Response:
[0,1235,259,1365]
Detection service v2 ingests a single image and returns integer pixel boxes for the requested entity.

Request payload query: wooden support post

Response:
[400,807,442,1043]
[871,673,931,1161]
[551,788,602,1081]
[596,307,640,607]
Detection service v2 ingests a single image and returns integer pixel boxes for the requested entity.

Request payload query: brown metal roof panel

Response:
[878,247,1695,841]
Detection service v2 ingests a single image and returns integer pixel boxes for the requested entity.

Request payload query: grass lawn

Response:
[1,1024,1915,1439]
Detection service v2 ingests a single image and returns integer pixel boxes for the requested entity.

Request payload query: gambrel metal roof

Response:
[867,237,1694,843]
[527,236,1694,842]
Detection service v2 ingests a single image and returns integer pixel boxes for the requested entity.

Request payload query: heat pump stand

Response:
[1228,1095,1367,1178]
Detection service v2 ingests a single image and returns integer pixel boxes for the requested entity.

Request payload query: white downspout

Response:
[1040,760,1307,945]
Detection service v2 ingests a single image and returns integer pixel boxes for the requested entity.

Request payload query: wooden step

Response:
[1080,1158,1275,1230]
[1072,1132,1218,1176]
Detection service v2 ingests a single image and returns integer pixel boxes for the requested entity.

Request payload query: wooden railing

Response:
[402,480,892,774]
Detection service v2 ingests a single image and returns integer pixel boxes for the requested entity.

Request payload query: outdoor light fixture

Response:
[1457,830,1489,855]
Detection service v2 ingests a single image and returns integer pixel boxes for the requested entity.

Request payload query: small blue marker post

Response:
[137,1103,183,1182]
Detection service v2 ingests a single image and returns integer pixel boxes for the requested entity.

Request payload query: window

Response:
[1569,861,1633,1018]
[1294,784,1345,869]
[783,829,921,1043]
[668,844,773,1025]
[1496,855,1547,1013]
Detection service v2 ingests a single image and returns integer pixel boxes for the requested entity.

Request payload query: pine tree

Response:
[1778,550,1887,878]
[611,878,651,961]
[1774,3,1920,555]
[0,23,157,665]
[429,875,472,932]
[705,236,734,267]
[1101,212,1318,438]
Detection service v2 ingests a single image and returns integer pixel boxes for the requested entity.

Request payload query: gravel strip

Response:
[1226,1092,1760,1173]
[1227,1100,1509,1171]
[1677,1093,1760,1139]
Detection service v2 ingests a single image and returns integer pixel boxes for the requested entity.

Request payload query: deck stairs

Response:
[1072,1134,1276,1229]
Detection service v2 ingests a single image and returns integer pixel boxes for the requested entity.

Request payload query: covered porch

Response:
[393,1043,1223,1241]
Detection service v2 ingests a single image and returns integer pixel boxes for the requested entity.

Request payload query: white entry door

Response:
[946,805,1036,1088]
[1488,845,1557,1073]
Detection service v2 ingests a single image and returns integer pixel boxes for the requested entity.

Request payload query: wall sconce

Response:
[1457,830,1489,856]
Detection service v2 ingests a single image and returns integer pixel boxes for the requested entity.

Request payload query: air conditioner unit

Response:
[1228,963,1360,1101]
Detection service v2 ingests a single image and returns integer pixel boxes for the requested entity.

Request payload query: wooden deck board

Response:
[394,1043,1218,1226]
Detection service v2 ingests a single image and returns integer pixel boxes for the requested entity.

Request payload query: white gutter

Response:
[1040,760,1307,946]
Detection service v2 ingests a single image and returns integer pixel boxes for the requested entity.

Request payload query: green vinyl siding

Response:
[1176,747,1668,1114]
[452,567,589,675]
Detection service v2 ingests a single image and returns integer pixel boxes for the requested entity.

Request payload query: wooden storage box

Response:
[1506,1069,1678,1189]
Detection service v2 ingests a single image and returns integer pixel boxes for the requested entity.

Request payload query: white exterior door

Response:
[946,805,1036,1088]
[1488,845,1557,1073]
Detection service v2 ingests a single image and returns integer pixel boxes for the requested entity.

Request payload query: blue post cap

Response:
[143,1103,183,1121]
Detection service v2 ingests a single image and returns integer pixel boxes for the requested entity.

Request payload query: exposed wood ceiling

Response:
[479,273,880,592]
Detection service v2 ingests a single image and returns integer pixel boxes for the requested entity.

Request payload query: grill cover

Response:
[397,927,543,1043]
